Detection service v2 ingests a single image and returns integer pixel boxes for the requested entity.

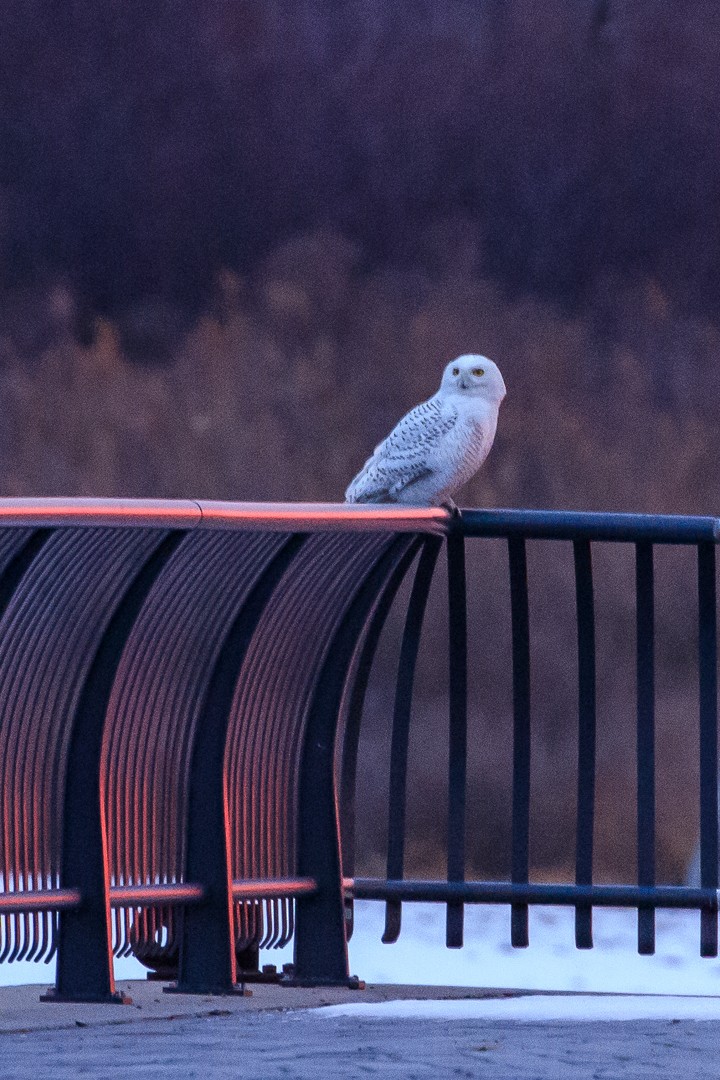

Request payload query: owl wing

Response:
[345,397,458,503]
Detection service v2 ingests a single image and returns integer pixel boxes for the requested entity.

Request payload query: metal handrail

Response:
[459,507,720,543]
[351,879,720,910]
[0,498,450,533]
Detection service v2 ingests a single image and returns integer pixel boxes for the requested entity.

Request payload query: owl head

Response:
[440,354,506,405]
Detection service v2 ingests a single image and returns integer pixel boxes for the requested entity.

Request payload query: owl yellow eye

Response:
[452,367,459,376]
[472,367,485,377]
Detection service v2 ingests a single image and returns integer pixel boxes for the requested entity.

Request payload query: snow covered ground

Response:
[2,900,720,998]
[345,902,720,997]
[316,995,720,1022]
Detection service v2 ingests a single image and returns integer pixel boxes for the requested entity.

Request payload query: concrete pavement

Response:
[0,980,519,1034]
[1,981,719,1078]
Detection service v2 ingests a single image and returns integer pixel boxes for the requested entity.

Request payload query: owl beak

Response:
[458,375,470,390]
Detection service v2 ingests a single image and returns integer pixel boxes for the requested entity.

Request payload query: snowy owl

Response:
[345,354,506,507]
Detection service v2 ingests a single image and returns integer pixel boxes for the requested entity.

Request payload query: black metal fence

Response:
[349,509,719,961]
[0,500,717,1002]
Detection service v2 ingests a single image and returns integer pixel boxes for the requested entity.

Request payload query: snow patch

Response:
[315,993,720,1023]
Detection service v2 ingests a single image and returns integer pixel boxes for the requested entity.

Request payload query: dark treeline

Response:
[2,0,720,360]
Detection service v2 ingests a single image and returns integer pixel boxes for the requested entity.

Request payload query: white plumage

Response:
[345,354,506,507]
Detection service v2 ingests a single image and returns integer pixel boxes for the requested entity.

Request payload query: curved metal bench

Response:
[0,500,447,1000]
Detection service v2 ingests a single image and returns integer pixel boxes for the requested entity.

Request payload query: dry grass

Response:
[1,231,713,883]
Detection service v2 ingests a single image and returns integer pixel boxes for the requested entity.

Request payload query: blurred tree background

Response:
[1,0,718,882]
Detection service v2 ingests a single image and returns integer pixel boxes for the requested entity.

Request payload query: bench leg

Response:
[168,536,305,995]
[290,539,414,987]
[44,533,184,1004]
[290,734,358,987]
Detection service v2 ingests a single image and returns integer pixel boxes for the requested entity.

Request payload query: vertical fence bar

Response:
[698,542,718,957]
[508,538,531,947]
[574,540,596,949]
[383,538,442,944]
[446,533,467,948]
[635,541,655,954]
